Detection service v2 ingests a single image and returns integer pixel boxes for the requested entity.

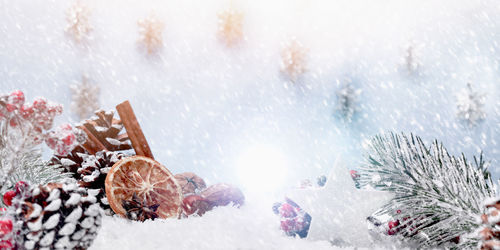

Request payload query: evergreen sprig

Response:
[359,132,495,248]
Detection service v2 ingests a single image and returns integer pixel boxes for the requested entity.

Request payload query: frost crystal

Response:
[456,83,486,127]
[70,76,100,120]
[335,83,362,122]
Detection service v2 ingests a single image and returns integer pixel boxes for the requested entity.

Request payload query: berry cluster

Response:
[46,123,86,156]
[0,90,83,156]
[0,181,29,249]
[272,198,311,238]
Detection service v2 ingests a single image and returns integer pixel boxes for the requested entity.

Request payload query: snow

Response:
[92,204,348,250]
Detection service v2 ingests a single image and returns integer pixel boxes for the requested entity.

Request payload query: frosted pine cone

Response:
[11,180,102,249]
[50,146,88,174]
[76,151,124,214]
[479,198,500,250]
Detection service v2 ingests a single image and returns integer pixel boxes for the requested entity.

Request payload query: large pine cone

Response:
[12,181,102,249]
[77,151,124,214]
[479,198,500,250]
[50,146,88,174]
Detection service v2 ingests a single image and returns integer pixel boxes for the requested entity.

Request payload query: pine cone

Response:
[79,110,132,154]
[50,146,88,174]
[76,151,125,214]
[12,180,102,249]
[479,198,500,250]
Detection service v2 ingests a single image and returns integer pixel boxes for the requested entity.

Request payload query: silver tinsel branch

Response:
[359,132,495,248]
[456,82,486,127]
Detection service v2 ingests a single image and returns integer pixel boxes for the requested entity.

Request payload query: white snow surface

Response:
[91,202,402,250]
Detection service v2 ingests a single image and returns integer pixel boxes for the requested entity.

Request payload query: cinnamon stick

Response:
[116,100,154,159]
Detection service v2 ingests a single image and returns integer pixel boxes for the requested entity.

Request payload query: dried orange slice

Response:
[105,156,182,219]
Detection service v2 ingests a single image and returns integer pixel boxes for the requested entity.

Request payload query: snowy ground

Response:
[91,202,401,250]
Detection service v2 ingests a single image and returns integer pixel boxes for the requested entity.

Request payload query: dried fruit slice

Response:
[105,156,182,219]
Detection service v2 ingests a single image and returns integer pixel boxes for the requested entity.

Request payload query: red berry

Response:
[20,105,34,118]
[0,220,13,235]
[280,203,297,218]
[8,119,16,128]
[2,191,15,207]
[5,104,16,113]
[62,133,76,146]
[15,181,28,194]
[388,220,399,229]
[9,90,25,105]
[387,229,397,235]
[32,97,47,110]
[0,239,13,249]
[350,170,360,179]
[0,208,6,213]
[396,209,401,214]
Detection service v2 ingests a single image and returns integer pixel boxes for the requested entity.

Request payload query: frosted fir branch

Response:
[456,83,486,127]
[359,132,495,248]
[0,148,71,195]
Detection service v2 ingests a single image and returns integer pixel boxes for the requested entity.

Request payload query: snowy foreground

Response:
[91,202,404,250]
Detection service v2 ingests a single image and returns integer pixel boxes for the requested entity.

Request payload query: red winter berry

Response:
[0,220,13,235]
[279,203,297,218]
[15,181,28,194]
[388,220,399,229]
[62,133,76,146]
[0,239,13,250]
[5,104,16,113]
[350,170,360,179]
[0,208,6,213]
[20,105,34,119]
[8,119,17,128]
[2,191,15,207]
[32,97,47,111]
[8,90,25,107]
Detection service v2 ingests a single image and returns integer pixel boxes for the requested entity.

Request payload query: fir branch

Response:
[359,132,495,248]
[0,148,71,195]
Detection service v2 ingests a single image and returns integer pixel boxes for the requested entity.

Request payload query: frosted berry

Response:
[32,97,47,111]
[388,220,399,229]
[14,181,28,194]
[8,119,16,128]
[279,203,297,218]
[2,191,15,206]
[0,240,12,249]
[0,220,13,235]
[5,105,16,113]
[20,105,34,119]
[62,133,75,146]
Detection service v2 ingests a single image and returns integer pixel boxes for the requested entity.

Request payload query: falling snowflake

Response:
[456,82,486,127]
[336,83,362,122]
[405,45,420,74]
[280,39,308,82]
[137,13,164,54]
[65,1,92,43]
[70,76,100,120]
[217,7,243,47]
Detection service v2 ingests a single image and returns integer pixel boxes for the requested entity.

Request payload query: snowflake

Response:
[336,83,361,122]
[65,1,92,43]
[456,83,486,127]
[280,39,308,82]
[137,13,164,54]
[217,7,243,47]
[405,45,420,74]
[70,76,100,120]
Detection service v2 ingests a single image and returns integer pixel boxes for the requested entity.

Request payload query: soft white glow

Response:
[236,144,287,193]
